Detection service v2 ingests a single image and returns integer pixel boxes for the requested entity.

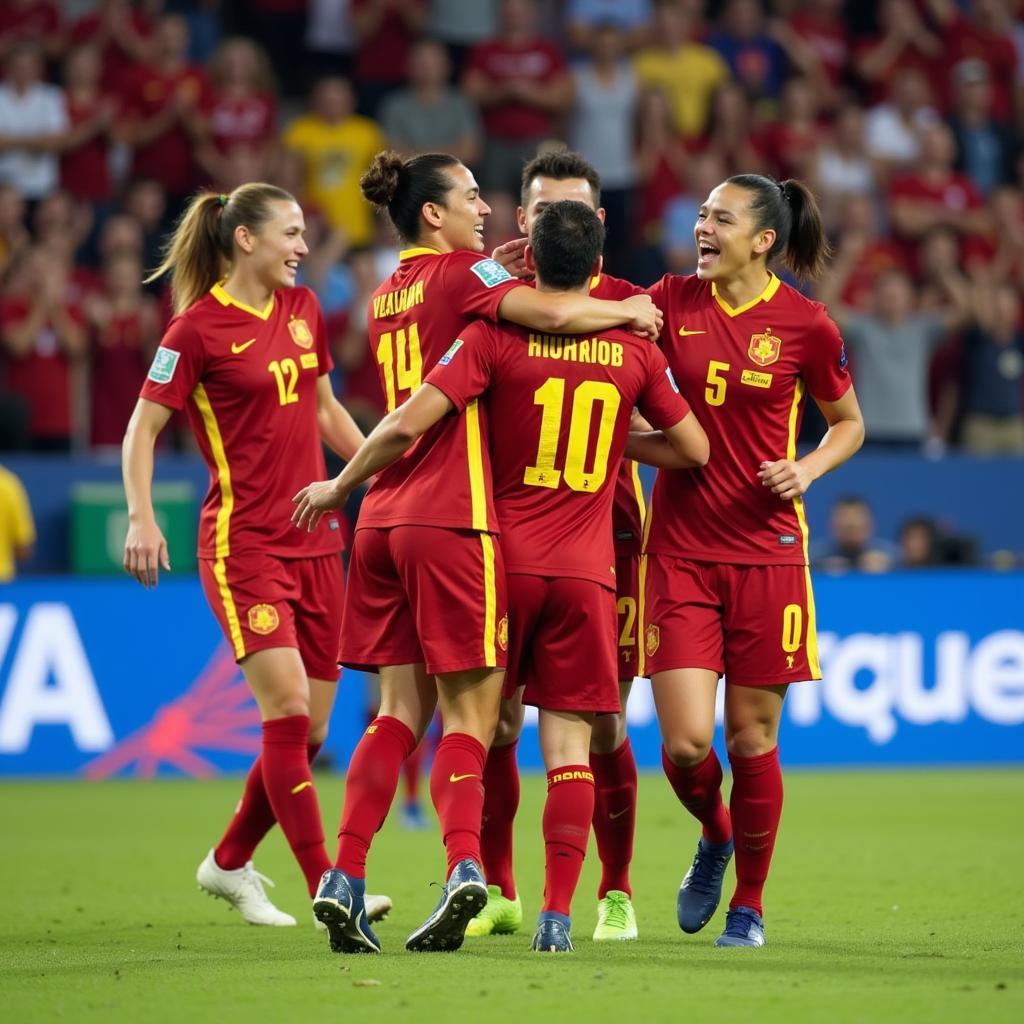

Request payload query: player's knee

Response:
[590,712,626,754]
[264,693,311,721]
[725,725,775,759]
[662,735,712,766]
[308,720,329,746]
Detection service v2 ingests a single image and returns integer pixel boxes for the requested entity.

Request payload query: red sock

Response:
[480,740,519,899]
[728,747,784,917]
[215,742,322,870]
[662,746,732,845]
[590,739,637,898]
[259,716,329,897]
[542,765,595,916]
[336,716,416,877]
[430,732,487,877]
[403,736,426,806]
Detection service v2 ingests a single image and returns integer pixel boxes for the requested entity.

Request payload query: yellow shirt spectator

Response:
[633,42,729,139]
[284,79,385,246]
[0,464,36,582]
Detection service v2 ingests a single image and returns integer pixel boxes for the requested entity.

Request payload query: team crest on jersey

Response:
[497,614,509,652]
[748,328,782,367]
[645,624,660,657]
[288,317,314,349]
[248,603,280,635]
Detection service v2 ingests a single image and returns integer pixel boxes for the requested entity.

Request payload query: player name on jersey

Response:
[527,333,625,366]
[372,280,426,320]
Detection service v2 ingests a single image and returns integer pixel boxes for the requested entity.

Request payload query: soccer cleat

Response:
[592,890,638,941]
[405,859,488,952]
[714,906,766,948]
[531,914,574,953]
[401,800,428,830]
[314,893,391,931]
[465,885,523,937]
[196,850,296,926]
[677,836,734,934]
[313,868,381,954]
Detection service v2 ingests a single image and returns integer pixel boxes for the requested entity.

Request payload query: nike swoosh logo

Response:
[449,773,479,783]
[231,338,256,353]
[609,807,630,820]
[678,327,706,337]
[290,780,313,794]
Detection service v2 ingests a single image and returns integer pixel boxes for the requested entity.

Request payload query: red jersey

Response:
[140,284,342,559]
[91,309,150,447]
[426,321,690,589]
[357,247,521,533]
[589,272,648,555]
[205,92,276,155]
[351,0,426,85]
[61,94,115,203]
[645,273,851,566]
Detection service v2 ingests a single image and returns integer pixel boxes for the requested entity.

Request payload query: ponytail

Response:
[726,174,831,282]
[145,182,297,314]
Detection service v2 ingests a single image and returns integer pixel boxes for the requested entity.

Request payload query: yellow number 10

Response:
[524,377,621,492]
[376,322,423,412]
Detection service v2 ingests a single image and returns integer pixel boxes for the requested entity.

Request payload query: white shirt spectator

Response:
[865,102,938,168]
[569,61,637,190]
[0,81,68,200]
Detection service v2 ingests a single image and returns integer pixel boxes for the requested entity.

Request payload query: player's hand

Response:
[622,294,663,341]
[292,479,347,532]
[123,519,170,588]
[491,236,532,280]
[758,459,813,501]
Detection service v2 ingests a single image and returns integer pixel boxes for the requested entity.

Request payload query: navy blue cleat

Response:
[313,869,381,954]
[714,906,766,948]
[405,859,488,952]
[531,912,574,953]
[677,836,734,933]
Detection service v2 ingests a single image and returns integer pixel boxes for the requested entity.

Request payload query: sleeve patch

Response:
[469,258,514,288]
[665,367,680,393]
[147,346,181,384]
[439,339,464,365]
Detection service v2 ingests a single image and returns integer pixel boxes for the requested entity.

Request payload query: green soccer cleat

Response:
[592,890,638,941]
[465,885,522,937]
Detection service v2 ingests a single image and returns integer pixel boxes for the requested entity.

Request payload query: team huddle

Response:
[123,148,864,956]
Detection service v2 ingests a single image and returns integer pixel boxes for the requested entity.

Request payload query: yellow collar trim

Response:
[399,246,442,260]
[211,283,274,320]
[711,274,780,318]
[589,274,601,291]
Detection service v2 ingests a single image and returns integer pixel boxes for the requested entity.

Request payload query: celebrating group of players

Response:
[123,146,864,955]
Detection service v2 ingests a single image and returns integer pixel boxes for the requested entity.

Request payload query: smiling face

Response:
[518,175,602,236]
[239,199,308,291]
[430,163,491,253]
[694,182,774,280]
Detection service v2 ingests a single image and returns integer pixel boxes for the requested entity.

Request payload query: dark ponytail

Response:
[360,150,462,244]
[726,174,831,281]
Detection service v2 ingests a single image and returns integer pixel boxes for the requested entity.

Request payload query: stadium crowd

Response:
[0,0,1023,458]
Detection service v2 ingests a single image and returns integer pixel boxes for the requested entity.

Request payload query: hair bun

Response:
[360,151,404,208]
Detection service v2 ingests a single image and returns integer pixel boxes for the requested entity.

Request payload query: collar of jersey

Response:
[399,246,442,261]
[711,273,780,318]
[211,282,274,320]
[588,274,601,291]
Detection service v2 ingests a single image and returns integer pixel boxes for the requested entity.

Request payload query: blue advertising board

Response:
[1,572,1022,777]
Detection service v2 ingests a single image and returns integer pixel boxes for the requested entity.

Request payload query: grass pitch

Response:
[2,769,1022,1024]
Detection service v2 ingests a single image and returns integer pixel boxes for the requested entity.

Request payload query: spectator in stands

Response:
[295,211,356,319]
[31,190,94,299]
[568,21,638,274]
[197,37,278,192]
[783,0,852,107]
[0,0,64,63]
[816,102,879,230]
[0,460,35,581]
[242,0,308,99]
[854,0,942,108]
[305,0,355,84]
[702,79,764,177]
[632,0,728,140]
[948,58,1017,198]
[0,245,86,451]
[898,516,938,568]
[463,0,573,196]
[427,0,498,79]
[822,193,902,310]
[350,0,427,116]
[59,43,118,211]
[380,38,481,165]
[968,184,1024,287]
[0,42,69,204]
[812,496,895,574]
[754,76,823,182]
[566,0,653,54]
[283,76,384,247]
[707,0,792,106]
[85,249,160,451]
[864,67,939,182]
[69,0,154,96]
[114,14,208,215]
[0,183,28,277]
[121,178,172,289]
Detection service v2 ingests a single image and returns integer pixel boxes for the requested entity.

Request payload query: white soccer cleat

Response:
[196,849,297,926]
[364,893,393,923]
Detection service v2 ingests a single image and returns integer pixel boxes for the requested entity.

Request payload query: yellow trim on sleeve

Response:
[213,557,246,659]
[803,564,821,680]
[192,383,234,558]
[480,533,497,666]
[464,399,488,532]
[399,246,442,260]
[630,460,646,526]
[210,283,274,320]
[711,273,781,318]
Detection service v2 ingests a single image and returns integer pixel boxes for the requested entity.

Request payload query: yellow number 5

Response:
[705,360,729,406]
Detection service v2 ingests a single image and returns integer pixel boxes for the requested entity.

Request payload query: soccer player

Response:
[121,184,392,928]
[643,174,865,947]
[294,199,708,952]
[296,150,662,956]
[471,150,650,943]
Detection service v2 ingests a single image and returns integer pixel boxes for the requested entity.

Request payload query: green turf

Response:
[2,770,1022,1024]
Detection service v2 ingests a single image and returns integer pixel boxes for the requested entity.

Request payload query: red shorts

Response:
[640,555,821,687]
[341,525,508,676]
[199,551,344,680]
[615,551,642,681]
[505,573,619,714]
